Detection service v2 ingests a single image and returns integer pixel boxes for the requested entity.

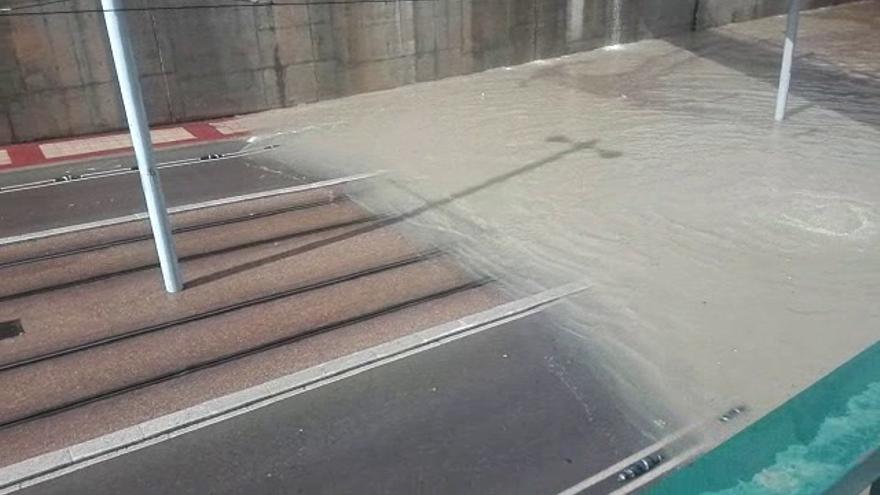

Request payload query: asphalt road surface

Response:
[0,141,308,238]
[18,313,658,495]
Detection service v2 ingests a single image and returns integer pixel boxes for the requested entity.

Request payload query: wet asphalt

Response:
[1,142,666,494]
[0,141,307,238]
[16,314,656,495]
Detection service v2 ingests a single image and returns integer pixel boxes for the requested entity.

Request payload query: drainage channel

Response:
[0,277,490,431]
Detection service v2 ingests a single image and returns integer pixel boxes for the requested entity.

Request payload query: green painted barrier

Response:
[647,341,880,495]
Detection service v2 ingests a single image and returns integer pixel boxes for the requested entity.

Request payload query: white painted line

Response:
[39,128,194,159]
[0,150,10,167]
[556,408,749,495]
[170,171,377,212]
[0,172,384,246]
[72,146,277,181]
[137,144,277,171]
[0,282,588,493]
[0,179,56,192]
[555,430,690,495]
[0,145,277,194]
[606,445,704,495]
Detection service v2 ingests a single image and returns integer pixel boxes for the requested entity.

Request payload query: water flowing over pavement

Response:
[4,3,879,493]
[232,1,880,436]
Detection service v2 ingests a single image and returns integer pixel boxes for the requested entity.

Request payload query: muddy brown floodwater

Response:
[236,1,880,450]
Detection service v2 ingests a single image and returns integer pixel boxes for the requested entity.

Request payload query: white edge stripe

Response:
[0,172,384,247]
[605,445,705,495]
[0,282,588,493]
[74,144,277,180]
[554,428,692,495]
[0,142,265,193]
[556,406,749,495]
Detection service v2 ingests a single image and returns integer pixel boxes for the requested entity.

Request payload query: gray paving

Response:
[17,314,657,495]
[0,141,309,238]
[0,140,247,187]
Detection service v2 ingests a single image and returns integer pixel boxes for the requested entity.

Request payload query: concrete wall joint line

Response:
[148,10,175,122]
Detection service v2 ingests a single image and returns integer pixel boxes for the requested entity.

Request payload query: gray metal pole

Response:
[102,0,183,293]
[774,0,801,121]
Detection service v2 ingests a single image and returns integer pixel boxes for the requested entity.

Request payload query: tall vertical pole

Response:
[774,0,801,121]
[102,0,183,293]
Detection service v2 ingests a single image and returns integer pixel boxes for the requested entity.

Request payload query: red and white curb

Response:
[0,120,250,172]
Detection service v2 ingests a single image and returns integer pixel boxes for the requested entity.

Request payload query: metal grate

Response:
[0,320,23,341]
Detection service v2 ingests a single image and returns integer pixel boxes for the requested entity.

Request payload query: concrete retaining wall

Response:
[0,0,855,144]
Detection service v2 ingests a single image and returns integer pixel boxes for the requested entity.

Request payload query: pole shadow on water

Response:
[665,29,880,129]
[185,137,622,289]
